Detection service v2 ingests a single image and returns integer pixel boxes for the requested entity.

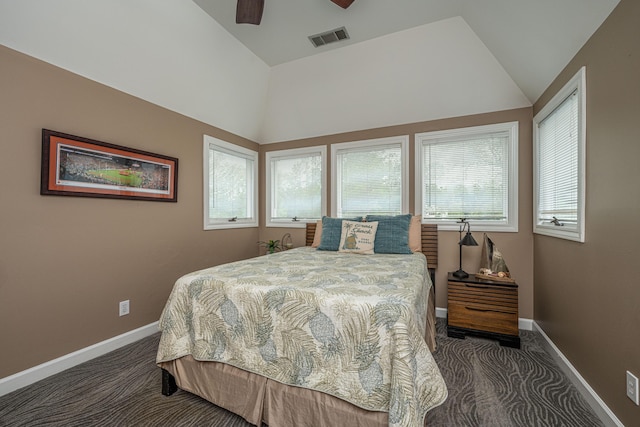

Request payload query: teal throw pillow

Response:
[366,214,413,254]
[317,216,363,251]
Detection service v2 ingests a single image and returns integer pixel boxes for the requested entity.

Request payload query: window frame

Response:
[203,135,258,230]
[330,135,409,217]
[265,145,327,228]
[415,121,519,232]
[533,67,586,242]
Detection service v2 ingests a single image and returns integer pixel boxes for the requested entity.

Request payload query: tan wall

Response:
[0,41,537,384]
[259,107,534,317]
[533,0,640,424]
[0,45,260,378]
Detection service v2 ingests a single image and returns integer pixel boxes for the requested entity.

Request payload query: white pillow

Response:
[338,220,378,254]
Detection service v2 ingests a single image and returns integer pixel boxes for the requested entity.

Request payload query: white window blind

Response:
[266,146,325,227]
[537,90,579,225]
[203,136,257,229]
[416,122,518,231]
[332,136,408,217]
[533,66,585,242]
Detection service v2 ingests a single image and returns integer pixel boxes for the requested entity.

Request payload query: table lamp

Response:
[452,218,478,278]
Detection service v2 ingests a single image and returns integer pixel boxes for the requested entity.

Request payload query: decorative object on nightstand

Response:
[281,233,293,250]
[447,272,520,348]
[476,233,514,282]
[452,218,478,279]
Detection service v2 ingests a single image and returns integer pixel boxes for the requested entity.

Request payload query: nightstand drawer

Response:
[448,301,519,336]
[448,282,518,309]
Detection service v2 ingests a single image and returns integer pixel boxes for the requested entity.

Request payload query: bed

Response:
[157,219,447,427]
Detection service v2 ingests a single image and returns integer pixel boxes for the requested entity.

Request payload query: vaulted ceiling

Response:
[0,1,621,143]
[194,0,619,103]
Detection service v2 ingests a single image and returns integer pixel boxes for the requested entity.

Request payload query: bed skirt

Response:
[159,286,436,427]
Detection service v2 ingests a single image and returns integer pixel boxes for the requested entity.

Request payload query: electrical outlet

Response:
[119,300,130,317]
[627,371,639,405]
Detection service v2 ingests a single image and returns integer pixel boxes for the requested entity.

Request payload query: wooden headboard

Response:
[305,222,438,271]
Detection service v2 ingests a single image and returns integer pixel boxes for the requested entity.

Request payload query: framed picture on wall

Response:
[40,129,178,202]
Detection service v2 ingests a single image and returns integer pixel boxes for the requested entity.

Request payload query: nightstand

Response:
[447,272,520,348]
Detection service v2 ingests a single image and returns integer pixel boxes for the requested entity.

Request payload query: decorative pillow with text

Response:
[338,220,378,255]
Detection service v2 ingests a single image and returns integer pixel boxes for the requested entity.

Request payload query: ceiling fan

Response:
[236,0,355,25]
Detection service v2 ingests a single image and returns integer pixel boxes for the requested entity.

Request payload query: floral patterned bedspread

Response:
[156,247,447,426]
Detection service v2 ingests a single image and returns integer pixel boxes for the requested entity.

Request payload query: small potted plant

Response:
[258,239,281,254]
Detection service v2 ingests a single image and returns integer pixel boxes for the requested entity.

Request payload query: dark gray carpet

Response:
[0,319,603,427]
[427,320,603,427]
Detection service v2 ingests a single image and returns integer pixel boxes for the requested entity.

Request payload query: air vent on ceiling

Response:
[309,27,350,48]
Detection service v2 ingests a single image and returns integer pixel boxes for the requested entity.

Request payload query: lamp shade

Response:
[460,232,478,246]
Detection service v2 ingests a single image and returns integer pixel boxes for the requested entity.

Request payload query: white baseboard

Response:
[518,317,534,331]
[533,321,623,427]
[0,321,158,397]
[435,307,448,319]
[435,307,533,331]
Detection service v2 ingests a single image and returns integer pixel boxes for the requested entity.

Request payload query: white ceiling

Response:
[194,0,620,103]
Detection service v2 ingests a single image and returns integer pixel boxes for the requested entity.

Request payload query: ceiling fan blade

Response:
[330,0,355,8]
[236,0,264,25]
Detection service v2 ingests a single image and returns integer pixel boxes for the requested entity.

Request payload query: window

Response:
[331,136,408,217]
[533,67,586,242]
[266,146,326,228]
[415,122,519,231]
[203,135,258,229]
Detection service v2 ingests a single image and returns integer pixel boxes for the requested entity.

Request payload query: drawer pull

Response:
[465,306,513,315]
[465,284,489,289]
